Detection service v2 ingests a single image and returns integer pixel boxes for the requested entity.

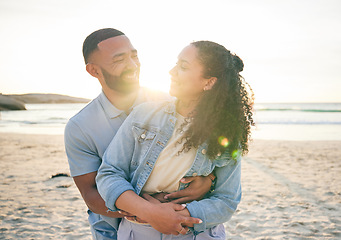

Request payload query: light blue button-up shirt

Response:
[96,100,242,234]
[64,88,170,237]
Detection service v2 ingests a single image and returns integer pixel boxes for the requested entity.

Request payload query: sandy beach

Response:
[0,133,340,239]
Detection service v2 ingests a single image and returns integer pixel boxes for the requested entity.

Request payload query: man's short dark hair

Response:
[82,28,125,64]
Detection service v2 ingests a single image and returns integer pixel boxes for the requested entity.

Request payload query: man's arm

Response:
[73,171,122,218]
[64,119,121,218]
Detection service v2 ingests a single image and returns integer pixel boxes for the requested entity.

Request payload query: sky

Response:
[0,0,340,103]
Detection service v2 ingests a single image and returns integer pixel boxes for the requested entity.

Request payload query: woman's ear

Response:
[204,77,217,91]
[86,63,102,79]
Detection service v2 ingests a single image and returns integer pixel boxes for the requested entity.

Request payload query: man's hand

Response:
[164,175,213,204]
[119,210,148,224]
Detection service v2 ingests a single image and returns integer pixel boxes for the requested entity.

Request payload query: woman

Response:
[96,41,254,239]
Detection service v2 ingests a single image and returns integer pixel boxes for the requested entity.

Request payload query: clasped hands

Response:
[118,176,210,235]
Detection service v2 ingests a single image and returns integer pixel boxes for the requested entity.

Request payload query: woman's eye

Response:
[176,62,187,70]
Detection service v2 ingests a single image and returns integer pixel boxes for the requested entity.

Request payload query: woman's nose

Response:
[169,65,176,76]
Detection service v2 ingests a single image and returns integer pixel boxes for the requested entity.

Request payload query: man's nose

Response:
[127,57,140,69]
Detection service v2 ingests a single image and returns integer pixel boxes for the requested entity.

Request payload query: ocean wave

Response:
[254,103,341,113]
[256,121,341,125]
[0,120,67,125]
[256,108,341,113]
[48,117,67,120]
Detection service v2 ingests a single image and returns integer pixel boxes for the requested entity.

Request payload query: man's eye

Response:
[113,59,124,63]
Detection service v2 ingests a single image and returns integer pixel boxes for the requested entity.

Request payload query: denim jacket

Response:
[96,100,242,234]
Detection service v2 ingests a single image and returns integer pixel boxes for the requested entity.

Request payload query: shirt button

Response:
[201,149,207,155]
[141,133,146,139]
[192,172,198,177]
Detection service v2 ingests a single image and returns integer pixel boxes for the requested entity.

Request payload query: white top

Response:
[142,113,197,194]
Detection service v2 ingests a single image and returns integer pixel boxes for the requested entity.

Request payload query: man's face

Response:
[91,36,140,94]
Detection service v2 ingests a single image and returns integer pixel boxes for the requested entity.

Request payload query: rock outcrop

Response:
[0,94,26,110]
[7,93,90,104]
[0,93,90,111]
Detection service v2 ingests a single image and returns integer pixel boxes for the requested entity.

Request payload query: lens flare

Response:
[218,136,229,147]
[232,150,240,159]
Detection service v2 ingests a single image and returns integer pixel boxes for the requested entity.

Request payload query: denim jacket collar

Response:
[163,100,176,115]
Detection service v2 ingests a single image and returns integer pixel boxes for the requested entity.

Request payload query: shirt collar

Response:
[98,88,146,119]
[98,91,124,119]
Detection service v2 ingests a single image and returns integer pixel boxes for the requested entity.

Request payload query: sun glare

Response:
[139,66,171,94]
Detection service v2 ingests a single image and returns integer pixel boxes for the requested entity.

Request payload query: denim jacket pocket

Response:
[131,125,158,166]
[213,155,232,168]
[203,154,233,175]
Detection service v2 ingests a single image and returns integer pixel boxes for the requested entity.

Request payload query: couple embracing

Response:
[65,28,254,240]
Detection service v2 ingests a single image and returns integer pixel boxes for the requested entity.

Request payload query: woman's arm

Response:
[96,108,202,234]
[95,112,136,212]
[185,156,242,233]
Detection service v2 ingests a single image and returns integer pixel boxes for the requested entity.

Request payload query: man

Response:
[64,28,214,239]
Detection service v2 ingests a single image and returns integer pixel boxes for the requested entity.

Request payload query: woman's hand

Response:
[115,190,202,235]
[143,202,200,235]
[139,194,201,235]
[176,207,194,228]
[118,193,198,230]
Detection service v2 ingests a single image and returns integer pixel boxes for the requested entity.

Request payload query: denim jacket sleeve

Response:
[186,154,242,233]
[96,111,137,212]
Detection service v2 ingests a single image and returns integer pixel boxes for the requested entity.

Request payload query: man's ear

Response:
[204,77,217,91]
[86,63,101,78]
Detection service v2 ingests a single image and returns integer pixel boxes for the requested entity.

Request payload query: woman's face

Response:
[169,45,208,101]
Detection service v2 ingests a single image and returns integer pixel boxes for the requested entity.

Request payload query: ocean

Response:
[252,102,341,141]
[0,102,341,141]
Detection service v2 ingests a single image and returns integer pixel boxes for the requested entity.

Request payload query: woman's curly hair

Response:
[182,41,254,159]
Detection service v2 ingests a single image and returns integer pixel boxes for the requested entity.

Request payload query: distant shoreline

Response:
[0,93,90,110]
[5,93,90,104]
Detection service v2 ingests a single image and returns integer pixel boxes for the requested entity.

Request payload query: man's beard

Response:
[101,68,140,94]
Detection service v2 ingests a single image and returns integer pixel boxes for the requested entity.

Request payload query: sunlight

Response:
[139,74,170,93]
[138,59,172,94]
